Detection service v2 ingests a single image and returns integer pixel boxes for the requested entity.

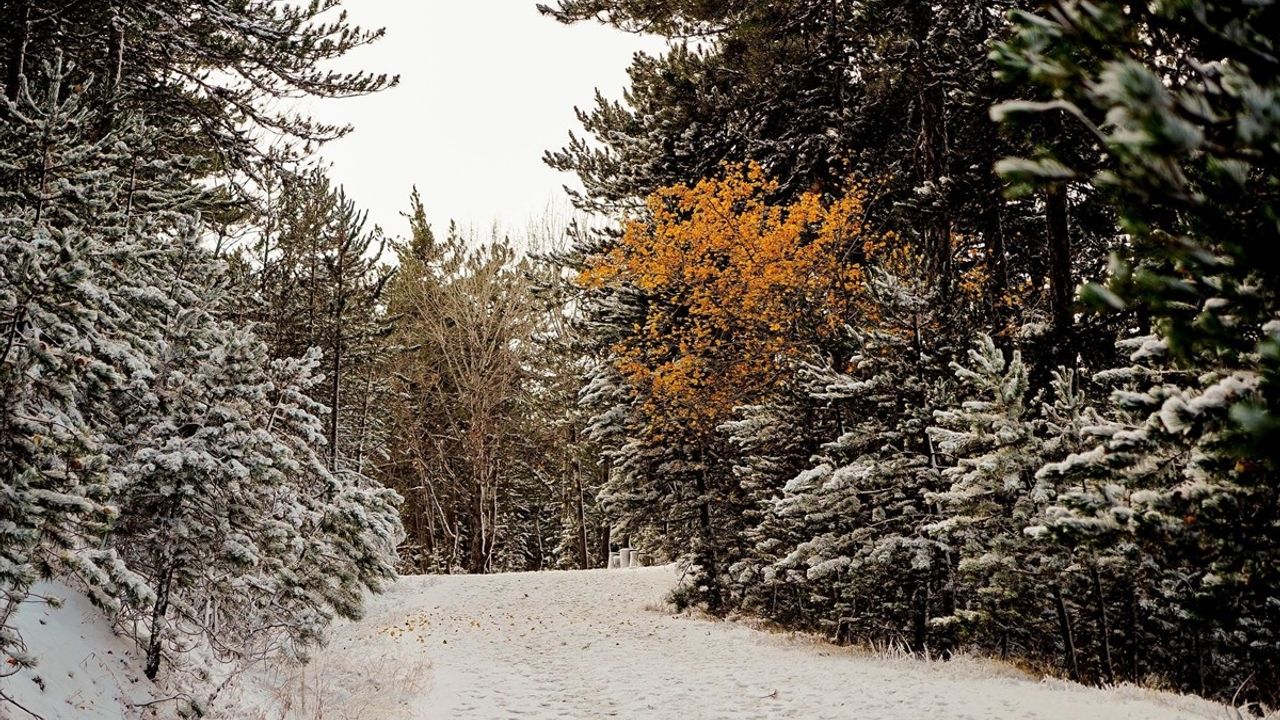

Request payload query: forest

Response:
[2,0,1278,716]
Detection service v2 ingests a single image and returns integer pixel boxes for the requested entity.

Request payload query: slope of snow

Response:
[219,566,1235,720]
[2,582,158,720]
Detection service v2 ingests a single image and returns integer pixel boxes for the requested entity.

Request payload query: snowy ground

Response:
[3,583,157,720]
[215,566,1236,720]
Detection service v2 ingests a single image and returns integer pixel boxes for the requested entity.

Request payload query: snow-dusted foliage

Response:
[1,59,168,659]
[926,336,1041,636]
[542,0,1279,708]
[109,272,402,684]
[727,266,955,646]
[1031,329,1277,694]
[1,56,401,719]
[992,0,1280,699]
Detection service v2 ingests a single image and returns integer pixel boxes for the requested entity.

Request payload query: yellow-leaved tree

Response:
[580,163,887,435]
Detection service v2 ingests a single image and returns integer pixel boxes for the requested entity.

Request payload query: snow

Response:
[2,582,158,720]
[217,566,1234,720]
[3,570,1243,720]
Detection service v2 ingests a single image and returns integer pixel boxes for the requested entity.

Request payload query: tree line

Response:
[0,0,613,703]
[0,1,409,714]
[240,179,608,576]
[542,0,1279,709]
[2,0,1277,714]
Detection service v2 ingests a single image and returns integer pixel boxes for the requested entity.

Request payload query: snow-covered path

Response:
[225,566,1228,720]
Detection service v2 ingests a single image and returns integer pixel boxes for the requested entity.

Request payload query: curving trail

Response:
[223,566,1228,720]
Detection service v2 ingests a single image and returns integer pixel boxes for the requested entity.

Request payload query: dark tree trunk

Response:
[5,0,32,102]
[983,200,1009,320]
[328,298,344,472]
[144,565,175,681]
[1053,582,1082,682]
[599,523,611,566]
[908,0,952,292]
[694,469,721,612]
[1193,629,1206,696]
[467,488,485,574]
[1090,565,1116,684]
[103,0,125,129]
[568,425,589,569]
[1125,580,1140,682]
[912,579,932,653]
[1046,185,1074,359]
[573,468,589,569]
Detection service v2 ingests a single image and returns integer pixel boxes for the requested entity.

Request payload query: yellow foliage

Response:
[579,163,891,434]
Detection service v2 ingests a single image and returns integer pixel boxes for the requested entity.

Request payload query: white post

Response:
[619,547,632,569]
[608,551,620,569]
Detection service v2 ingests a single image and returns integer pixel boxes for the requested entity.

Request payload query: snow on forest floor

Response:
[2,582,158,720]
[218,565,1241,720]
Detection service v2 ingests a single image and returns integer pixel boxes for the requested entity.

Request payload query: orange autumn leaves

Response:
[579,164,891,434]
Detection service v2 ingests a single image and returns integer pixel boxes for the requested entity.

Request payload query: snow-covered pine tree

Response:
[0,58,172,665]
[927,336,1110,673]
[720,393,832,611]
[756,262,954,649]
[996,0,1280,701]
[521,247,606,572]
[1,0,395,206]
[108,231,401,687]
[1033,331,1278,694]
[235,169,395,476]
[926,335,1037,642]
[1,58,403,711]
[541,0,1121,349]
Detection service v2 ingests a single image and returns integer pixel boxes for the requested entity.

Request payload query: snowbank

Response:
[2,582,158,720]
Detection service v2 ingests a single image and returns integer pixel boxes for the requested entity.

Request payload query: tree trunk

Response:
[573,467,589,570]
[144,565,175,681]
[908,0,952,291]
[1090,564,1115,685]
[109,8,125,92]
[5,0,32,102]
[328,300,344,472]
[1046,185,1074,358]
[1193,629,1206,696]
[913,579,932,653]
[567,425,589,569]
[1125,581,1140,681]
[103,0,125,130]
[599,524,611,567]
[984,201,1009,312]
[1052,582,1081,682]
[467,471,487,573]
[694,468,721,611]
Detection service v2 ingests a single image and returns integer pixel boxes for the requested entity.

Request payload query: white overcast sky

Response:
[305,2,664,238]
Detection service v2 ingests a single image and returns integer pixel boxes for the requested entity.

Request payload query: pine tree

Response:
[570,167,881,609]
[106,227,401,687]
[541,0,1118,350]
[996,0,1280,702]
[752,260,957,649]
[1,55,403,714]
[927,336,1037,637]
[926,336,1105,666]
[1,0,396,200]
[237,170,394,475]
[0,58,176,663]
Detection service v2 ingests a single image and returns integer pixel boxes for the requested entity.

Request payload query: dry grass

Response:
[220,650,431,720]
